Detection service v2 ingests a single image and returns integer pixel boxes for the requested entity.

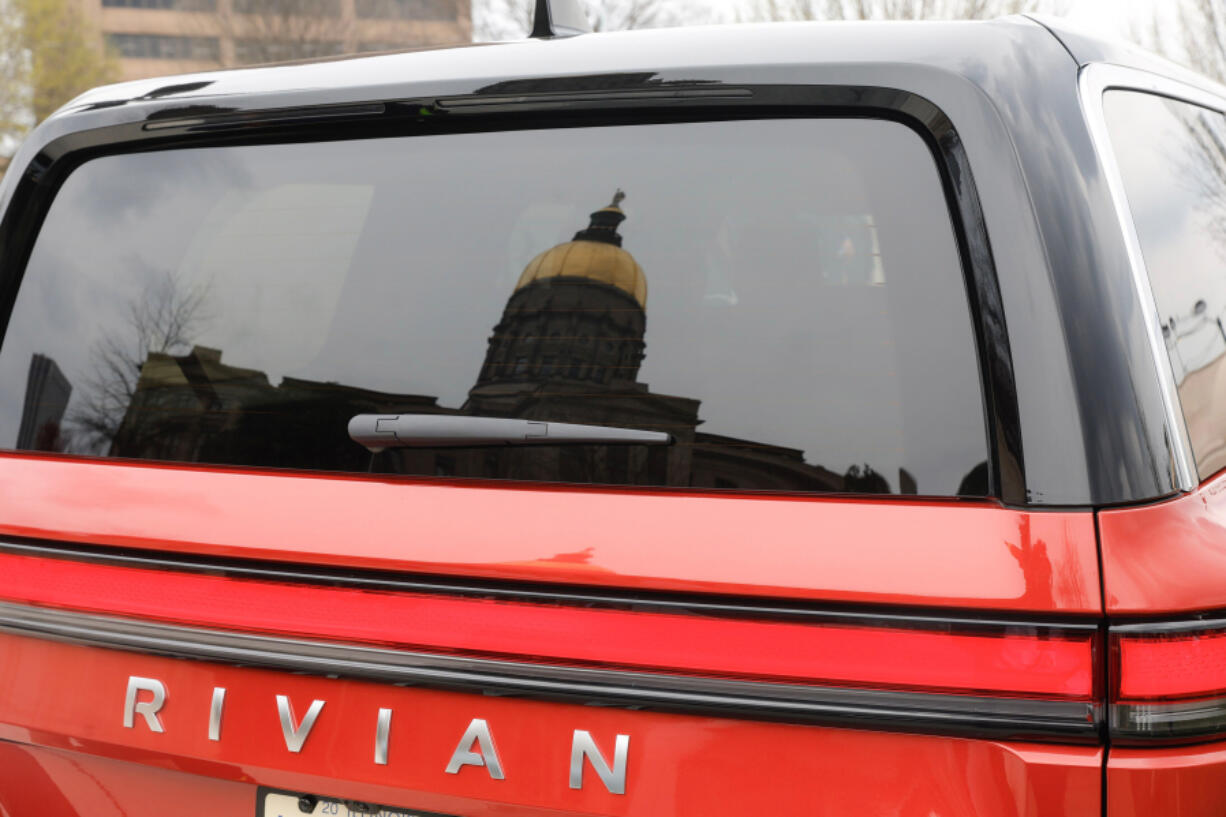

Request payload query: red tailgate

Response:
[0,455,1105,817]
[0,453,1101,611]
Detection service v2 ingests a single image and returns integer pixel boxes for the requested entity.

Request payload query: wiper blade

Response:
[348,414,672,452]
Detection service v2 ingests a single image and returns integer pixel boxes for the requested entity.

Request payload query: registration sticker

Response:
[257,788,459,817]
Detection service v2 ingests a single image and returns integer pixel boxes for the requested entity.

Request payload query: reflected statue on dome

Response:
[471,190,649,391]
[464,190,691,485]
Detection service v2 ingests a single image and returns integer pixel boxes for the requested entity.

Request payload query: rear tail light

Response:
[1111,621,1226,742]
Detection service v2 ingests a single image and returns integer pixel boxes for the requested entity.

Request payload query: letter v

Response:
[276,694,325,753]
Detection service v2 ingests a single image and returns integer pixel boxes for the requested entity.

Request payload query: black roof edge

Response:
[1025,12,1226,94]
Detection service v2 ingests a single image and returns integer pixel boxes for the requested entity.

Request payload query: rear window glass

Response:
[0,118,988,496]
[1105,91,1226,481]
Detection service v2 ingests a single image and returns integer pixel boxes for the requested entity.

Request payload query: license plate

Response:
[257,788,459,817]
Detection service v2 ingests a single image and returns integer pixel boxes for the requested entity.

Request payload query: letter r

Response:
[123,676,166,733]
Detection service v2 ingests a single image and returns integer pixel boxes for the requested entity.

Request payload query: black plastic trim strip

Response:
[0,536,1101,634]
[143,102,386,131]
[0,600,1101,743]
[1111,616,1226,634]
[435,88,755,109]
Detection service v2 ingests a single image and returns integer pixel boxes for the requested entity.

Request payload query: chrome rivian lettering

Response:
[122,676,166,733]
[375,707,392,766]
[571,730,629,795]
[121,677,631,793]
[209,686,225,741]
[445,718,504,779]
[277,694,325,753]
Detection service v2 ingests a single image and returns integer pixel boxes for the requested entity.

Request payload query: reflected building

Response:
[111,345,450,473]
[462,192,844,492]
[73,0,470,83]
[17,354,72,451]
[465,192,699,486]
[97,192,878,493]
[1164,307,1226,478]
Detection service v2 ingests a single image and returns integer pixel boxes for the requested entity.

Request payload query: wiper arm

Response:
[349,414,672,452]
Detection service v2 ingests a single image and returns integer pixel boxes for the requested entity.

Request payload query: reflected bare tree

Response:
[473,0,1068,43]
[1174,0,1226,84]
[740,0,1067,22]
[228,0,352,63]
[1130,4,1226,252]
[67,274,209,453]
[1178,108,1226,250]
[842,462,890,493]
[474,0,696,41]
[1132,0,1226,85]
[188,0,352,65]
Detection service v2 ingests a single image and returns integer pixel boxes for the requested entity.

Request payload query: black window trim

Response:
[0,83,1022,503]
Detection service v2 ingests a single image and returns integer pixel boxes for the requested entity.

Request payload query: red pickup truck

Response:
[1,7,1225,816]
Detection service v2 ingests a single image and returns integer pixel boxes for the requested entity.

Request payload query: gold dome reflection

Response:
[513,191,647,308]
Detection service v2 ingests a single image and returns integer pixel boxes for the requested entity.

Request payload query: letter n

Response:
[570,730,629,795]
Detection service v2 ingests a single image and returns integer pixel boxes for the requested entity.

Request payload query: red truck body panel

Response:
[0,454,1109,815]
[1099,470,1226,815]
[6,18,1226,815]
[1108,744,1226,817]
[0,453,1102,613]
[1100,469,1226,614]
[0,634,1104,817]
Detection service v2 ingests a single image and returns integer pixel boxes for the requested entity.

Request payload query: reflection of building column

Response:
[72,0,106,51]
[1165,299,1226,380]
[17,354,72,451]
[217,0,236,66]
[339,0,356,54]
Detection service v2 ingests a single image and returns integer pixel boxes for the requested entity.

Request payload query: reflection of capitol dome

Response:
[472,190,648,390]
[514,191,647,308]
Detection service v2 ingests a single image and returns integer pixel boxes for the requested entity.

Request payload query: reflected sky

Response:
[1106,91,1226,479]
[1106,93,1226,332]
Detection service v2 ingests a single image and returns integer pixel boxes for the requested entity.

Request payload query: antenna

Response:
[530,0,592,38]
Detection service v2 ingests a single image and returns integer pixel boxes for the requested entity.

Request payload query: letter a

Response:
[445,718,505,779]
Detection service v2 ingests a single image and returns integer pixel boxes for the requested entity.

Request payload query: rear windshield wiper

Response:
[348,414,673,452]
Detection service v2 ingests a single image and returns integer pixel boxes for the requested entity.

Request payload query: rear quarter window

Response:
[1105,91,1226,482]
[0,117,989,496]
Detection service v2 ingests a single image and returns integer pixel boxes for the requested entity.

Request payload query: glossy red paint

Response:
[1095,471,1226,809]
[1099,468,1226,614]
[0,741,252,817]
[0,552,1098,698]
[0,453,1102,613]
[1108,743,1226,817]
[0,633,1102,817]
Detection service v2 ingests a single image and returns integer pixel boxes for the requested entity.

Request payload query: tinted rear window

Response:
[0,118,988,495]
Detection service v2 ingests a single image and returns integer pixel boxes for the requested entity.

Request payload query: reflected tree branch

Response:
[66,273,210,452]
[474,0,700,41]
[739,0,1067,23]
